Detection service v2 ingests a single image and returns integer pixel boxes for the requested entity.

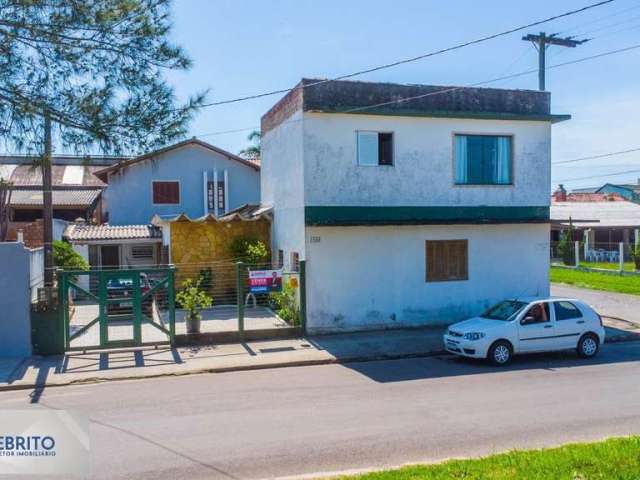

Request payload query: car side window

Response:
[521,303,550,325]
[554,301,583,321]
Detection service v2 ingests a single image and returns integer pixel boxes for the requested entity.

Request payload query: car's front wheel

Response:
[577,333,600,358]
[488,340,512,366]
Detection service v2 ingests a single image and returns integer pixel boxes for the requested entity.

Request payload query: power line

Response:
[557,168,640,183]
[197,41,640,139]
[553,147,640,165]
[194,1,613,109]
[557,2,640,35]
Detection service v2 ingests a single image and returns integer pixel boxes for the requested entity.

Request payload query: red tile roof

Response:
[64,224,162,242]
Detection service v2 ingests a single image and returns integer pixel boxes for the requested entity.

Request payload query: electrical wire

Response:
[193,1,614,109]
[553,147,640,165]
[557,168,640,183]
[196,41,640,139]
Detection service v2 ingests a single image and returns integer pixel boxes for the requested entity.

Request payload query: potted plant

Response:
[176,278,213,334]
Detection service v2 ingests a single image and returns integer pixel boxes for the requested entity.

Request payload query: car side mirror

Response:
[521,316,536,325]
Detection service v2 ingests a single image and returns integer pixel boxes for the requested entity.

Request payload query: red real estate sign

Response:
[248,269,283,293]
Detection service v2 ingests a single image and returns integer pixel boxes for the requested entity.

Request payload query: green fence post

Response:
[133,271,142,345]
[98,270,108,346]
[168,266,176,346]
[236,261,245,339]
[58,269,69,349]
[299,260,307,335]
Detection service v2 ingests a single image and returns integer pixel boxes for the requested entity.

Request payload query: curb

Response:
[2,335,639,393]
[0,349,446,393]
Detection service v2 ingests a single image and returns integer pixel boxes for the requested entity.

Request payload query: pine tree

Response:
[0,0,206,284]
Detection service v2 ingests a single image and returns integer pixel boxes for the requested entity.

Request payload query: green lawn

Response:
[332,437,640,480]
[550,267,640,295]
[578,261,636,271]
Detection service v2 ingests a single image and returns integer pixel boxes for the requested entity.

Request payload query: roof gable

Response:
[94,138,259,182]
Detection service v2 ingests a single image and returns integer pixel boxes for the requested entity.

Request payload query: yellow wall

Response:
[170,219,271,302]
[170,219,270,265]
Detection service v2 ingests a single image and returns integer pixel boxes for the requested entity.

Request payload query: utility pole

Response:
[522,32,589,91]
[42,111,54,287]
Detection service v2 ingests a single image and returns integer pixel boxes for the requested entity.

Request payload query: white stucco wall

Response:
[261,110,307,267]
[304,223,550,333]
[302,113,551,207]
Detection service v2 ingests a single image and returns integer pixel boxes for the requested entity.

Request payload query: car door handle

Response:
[544,325,552,328]
[576,320,585,324]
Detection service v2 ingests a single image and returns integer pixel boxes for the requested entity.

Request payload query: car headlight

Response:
[463,332,485,341]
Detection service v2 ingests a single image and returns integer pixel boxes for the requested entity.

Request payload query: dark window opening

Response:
[153,181,180,204]
[357,132,394,166]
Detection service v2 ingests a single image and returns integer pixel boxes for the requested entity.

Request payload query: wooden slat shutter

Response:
[426,240,468,282]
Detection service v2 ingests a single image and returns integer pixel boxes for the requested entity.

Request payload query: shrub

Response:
[631,244,640,271]
[269,282,300,326]
[228,237,269,264]
[53,240,89,271]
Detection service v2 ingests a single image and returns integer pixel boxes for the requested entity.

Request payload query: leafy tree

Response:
[238,130,260,160]
[52,240,89,271]
[0,1,206,284]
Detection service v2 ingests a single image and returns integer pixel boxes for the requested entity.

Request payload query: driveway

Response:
[1,342,640,480]
[551,284,640,324]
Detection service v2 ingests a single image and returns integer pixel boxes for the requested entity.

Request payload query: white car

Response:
[443,297,606,366]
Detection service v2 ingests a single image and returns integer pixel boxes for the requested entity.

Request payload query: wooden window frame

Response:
[152,180,181,205]
[425,239,469,282]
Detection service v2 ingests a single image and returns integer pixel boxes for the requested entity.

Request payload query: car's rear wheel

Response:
[488,340,512,366]
[577,333,600,358]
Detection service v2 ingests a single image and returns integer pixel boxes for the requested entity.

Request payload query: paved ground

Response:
[551,283,640,324]
[70,303,288,348]
[1,341,639,480]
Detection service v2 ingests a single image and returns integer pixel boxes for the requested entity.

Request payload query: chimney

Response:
[552,184,567,202]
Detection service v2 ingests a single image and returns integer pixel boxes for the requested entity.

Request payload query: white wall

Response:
[305,223,550,333]
[302,113,551,207]
[261,110,307,267]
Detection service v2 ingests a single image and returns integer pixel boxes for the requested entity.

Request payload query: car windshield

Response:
[481,300,528,321]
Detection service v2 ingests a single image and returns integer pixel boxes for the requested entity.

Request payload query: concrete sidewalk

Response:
[0,328,446,391]
[1,317,639,392]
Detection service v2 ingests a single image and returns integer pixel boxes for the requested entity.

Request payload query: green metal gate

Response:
[59,267,175,351]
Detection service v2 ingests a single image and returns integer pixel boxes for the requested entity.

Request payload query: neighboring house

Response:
[94,138,261,225]
[261,78,569,333]
[571,180,640,203]
[551,196,640,258]
[63,222,163,270]
[0,154,123,247]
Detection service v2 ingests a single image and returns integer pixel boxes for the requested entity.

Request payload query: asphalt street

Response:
[1,341,639,479]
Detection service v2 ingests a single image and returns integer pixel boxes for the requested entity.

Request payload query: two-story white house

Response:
[261,78,570,334]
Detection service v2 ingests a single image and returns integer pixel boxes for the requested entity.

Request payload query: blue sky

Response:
[166,0,640,190]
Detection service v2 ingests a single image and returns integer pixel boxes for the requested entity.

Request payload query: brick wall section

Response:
[261,82,304,136]
[7,219,44,248]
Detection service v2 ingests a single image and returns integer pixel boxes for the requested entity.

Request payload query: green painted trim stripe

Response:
[306,108,571,124]
[305,206,550,226]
